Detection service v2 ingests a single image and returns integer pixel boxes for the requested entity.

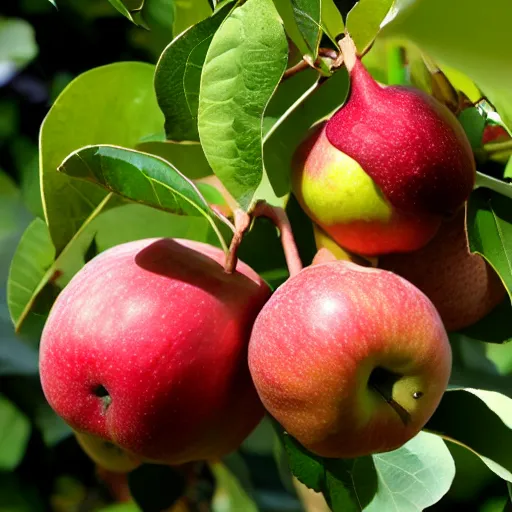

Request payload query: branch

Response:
[252,201,303,278]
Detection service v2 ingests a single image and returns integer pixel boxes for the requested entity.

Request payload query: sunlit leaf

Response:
[198,0,288,210]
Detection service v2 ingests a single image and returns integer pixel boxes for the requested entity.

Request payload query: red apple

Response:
[40,238,270,465]
[248,261,451,458]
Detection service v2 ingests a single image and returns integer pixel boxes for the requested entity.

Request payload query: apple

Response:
[40,238,270,465]
[292,37,475,257]
[248,260,451,458]
[74,431,141,473]
[380,208,506,331]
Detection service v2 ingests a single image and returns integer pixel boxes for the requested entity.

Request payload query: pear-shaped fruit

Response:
[40,238,270,465]
[248,261,451,459]
[292,38,475,256]
[380,208,506,331]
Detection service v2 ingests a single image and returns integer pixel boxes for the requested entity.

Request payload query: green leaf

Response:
[198,0,288,210]
[291,0,321,56]
[173,0,212,37]
[40,62,164,254]
[321,0,345,44]
[273,0,310,56]
[58,145,230,249]
[360,432,455,511]
[137,141,213,179]
[0,395,31,470]
[7,218,57,333]
[467,189,512,296]
[108,0,148,27]
[458,108,486,150]
[211,462,259,512]
[155,4,233,141]
[0,17,38,86]
[381,0,512,130]
[427,388,512,481]
[345,0,393,54]
[278,426,454,511]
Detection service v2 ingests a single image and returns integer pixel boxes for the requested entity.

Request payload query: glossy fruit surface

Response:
[326,58,476,217]
[249,261,451,458]
[293,123,441,256]
[40,238,270,465]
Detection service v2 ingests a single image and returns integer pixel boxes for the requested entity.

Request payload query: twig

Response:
[252,201,303,278]
[224,209,252,274]
[282,48,339,81]
[224,201,303,279]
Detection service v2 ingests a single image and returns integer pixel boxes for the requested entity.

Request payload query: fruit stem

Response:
[254,201,303,278]
[339,34,358,72]
[224,209,252,274]
[282,48,339,81]
[223,201,303,278]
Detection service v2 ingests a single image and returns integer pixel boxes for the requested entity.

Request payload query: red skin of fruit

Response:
[293,124,442,256]
[248,261,451,459]
[40,238,270,465]
[326,59,476,217]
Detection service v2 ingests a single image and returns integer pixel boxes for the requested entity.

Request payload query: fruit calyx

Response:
[326,35,476,218]
[368,367,422,426]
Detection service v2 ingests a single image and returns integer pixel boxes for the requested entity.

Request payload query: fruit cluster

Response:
[39,41,502,475]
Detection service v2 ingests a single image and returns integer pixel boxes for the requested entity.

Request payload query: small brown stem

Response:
[282,47,340,81]
[224,201,303,278]
[224,209,251,274]
[252,201,303,278]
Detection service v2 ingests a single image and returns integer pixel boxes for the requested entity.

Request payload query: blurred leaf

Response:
[7,218,56,332]
[427,388,512,481]
[198,0,288,210]
[128,464,186,512]
[108,0,148,27]
[381,0,512,130]
[459,107,486,150]
[345,0,393,54]
[0,17,38,87]
[321,0,344,43]
[0,474,44,511]
[173,0,212,36]
[0,330,39,376]
[467,189,512,297]
[40,62,163,254]
[35,401,71,446]
[99,503,141,512]
[59,145,230,248]
[10,137,44,218]
[291,0,321,56]
[279,427,454,511]
[155,3,233,142]
[0,394,31,470]
[211,462,258,512]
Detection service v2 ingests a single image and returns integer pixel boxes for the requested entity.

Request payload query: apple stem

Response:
[224,201,303,278]
[253,201,303,278]
[282,48,339,81]
[339,34,358,73]
[224,209,252,274]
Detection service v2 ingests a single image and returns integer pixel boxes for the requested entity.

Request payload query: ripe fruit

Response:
[40,238,270,465]
[380,208,506,331]
[74,432,141,473]
[248,261,451,459]
[292,38,475,256]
